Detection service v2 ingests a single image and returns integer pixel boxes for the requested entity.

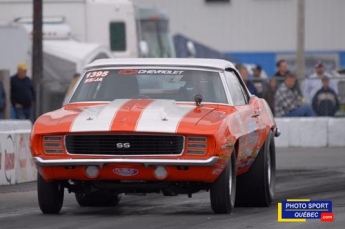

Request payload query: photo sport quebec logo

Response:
[277,199,334,222]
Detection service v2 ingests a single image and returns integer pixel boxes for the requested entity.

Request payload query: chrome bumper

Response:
[33,156,219,167]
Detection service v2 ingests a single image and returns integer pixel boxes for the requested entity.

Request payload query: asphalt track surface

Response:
[0,147,344,229]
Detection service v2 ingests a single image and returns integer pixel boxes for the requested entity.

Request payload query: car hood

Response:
[34,99,228,135]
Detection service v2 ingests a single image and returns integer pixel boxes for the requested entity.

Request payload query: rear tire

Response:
[37,172,64,214]
[210,151,236,214]
[75,190,122,207]
[235,130,276,207]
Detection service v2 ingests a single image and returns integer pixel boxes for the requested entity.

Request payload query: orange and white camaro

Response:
[30,58,280,214]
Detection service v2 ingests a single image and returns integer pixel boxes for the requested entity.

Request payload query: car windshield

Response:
[69,68,228,104]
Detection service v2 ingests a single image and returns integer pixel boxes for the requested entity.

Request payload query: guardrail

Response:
[275,117,345,147]
[0,120,36,186]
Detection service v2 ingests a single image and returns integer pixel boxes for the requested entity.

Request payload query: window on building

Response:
[109,22,126,51]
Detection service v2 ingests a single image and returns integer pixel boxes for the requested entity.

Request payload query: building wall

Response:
[133,0,345,52]
[134,0,345,75]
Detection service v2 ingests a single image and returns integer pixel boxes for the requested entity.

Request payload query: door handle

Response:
[252,109,261,118]
[252,113,260,118]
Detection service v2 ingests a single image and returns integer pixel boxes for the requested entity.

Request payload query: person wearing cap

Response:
[312,75,340,117]
[303,61,338,104]
[10,63,36,121]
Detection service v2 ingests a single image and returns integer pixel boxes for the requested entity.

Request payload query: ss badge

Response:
[116,143,131,148]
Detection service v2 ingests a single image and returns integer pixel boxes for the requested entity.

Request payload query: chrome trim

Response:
[64,134,186,157]
[44,149,64,154]
[33,156,219,167]
[187,136,207,142]
[219,71,234,105]
[66,101,232,107]
[43,136,63,141]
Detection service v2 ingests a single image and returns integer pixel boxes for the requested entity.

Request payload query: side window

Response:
[109,22,126,51]
[224,71,247,105]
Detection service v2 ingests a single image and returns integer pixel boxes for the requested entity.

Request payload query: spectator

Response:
[312,76,340,117]
[262,77,278,116]
[66,73,81,97]
[274,59,302,96]
[10,63,35,121]
[235,64,258,96]
[275,73,315,117]
[0,80,6,119]
[252,65,267,97]
[274,59,290,80]
[303,61,338,104]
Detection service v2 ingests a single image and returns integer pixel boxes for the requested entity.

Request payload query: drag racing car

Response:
[30,58,280,214]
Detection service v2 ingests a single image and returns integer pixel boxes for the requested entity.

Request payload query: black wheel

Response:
[37,172,64,214]
[210,151,236,214]
[235,130,276,207]
[75,190,122,207]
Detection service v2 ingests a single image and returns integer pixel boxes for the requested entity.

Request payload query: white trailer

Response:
[0,0,176,58]
[0,23,114,114]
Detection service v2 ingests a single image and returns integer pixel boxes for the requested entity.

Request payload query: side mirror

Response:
[139,40,149,57]
[186,41,196,58]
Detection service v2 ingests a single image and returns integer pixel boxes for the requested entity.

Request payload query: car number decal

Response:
[84,71,109,83]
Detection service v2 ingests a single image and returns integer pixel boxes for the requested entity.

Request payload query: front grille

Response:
[65,134,184,155]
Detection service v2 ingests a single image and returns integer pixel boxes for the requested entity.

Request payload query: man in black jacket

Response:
[10,63,35,121]
[312,76,340,116]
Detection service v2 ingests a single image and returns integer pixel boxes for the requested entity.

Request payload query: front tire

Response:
[37,172,64,214]
[235,130,276,207]
[210,151,236,214]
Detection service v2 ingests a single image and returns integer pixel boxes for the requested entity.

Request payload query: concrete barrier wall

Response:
[275,118,345,147]
[0,120,36,186]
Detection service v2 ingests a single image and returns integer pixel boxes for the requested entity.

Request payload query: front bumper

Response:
[33,156,219,167]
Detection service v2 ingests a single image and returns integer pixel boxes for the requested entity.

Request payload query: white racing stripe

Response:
[135,100,194,133]
[70,99,130,132]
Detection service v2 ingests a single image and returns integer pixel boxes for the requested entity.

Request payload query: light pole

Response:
[296,0,305,79]
[32,0,43,120]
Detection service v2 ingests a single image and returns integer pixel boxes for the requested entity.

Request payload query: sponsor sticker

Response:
[113,168,138,177]
[117,69,184,75]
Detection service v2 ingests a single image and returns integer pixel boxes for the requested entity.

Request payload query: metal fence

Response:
[247,76,345,117]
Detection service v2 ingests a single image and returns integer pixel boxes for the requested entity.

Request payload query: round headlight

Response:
[153,166,168,180]
[85,166,99,178]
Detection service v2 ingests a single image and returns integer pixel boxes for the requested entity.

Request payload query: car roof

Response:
[84,58,235,71]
